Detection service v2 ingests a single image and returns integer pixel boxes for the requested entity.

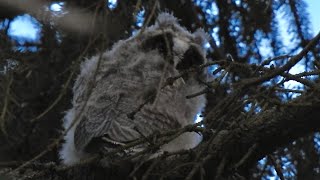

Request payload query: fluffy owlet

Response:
[60,13,208,165]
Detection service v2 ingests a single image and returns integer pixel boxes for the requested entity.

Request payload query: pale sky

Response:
[305,0,320,35]
[7,1,320,44]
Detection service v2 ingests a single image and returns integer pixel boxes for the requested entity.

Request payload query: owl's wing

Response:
[73,92,141,152]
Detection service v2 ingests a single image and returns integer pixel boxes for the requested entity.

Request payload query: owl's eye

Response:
[175,46,204,71]
[141,32,174,60]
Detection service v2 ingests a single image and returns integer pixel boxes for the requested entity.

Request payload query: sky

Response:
[305,0,320,35]
[6,1,320,44]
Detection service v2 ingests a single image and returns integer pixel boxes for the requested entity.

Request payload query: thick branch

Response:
[202,89,320,178]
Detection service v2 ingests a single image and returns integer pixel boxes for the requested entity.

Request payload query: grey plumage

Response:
[60,13,208,165]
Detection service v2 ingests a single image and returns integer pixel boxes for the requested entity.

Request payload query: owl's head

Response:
[138,12,209,82]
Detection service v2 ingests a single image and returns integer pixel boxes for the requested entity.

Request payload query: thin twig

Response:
[9,139,59,174]
[0,75,13,135]
[141,157,162,180]
[274,87,304,93]
[241,31,320,87]
[215,155,227,180]
[138,0,158,36]
[261,55,291,66]
[234,144,258,169]
[268,155,285,180]
[186,88,210,99]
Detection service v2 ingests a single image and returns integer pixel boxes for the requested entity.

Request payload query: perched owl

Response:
[60,13,208,165]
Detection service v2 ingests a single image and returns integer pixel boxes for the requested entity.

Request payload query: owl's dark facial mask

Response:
[141,32,174,62]
[176,45,204,70]
[141,32,206,82]
[175,45,205,81]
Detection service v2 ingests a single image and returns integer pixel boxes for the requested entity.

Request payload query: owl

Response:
[60,13,208,165]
